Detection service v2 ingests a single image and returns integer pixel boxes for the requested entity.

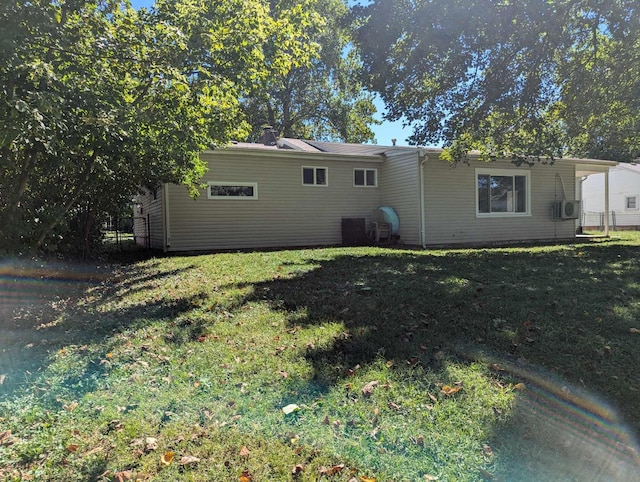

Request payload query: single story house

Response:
[581,162,640,230]
[133,138,617,252]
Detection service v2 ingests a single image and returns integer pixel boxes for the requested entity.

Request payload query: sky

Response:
[128,0,414,146]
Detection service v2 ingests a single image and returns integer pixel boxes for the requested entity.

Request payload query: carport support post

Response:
[604,169,610,237]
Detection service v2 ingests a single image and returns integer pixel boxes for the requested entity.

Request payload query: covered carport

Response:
[575,159,619,237]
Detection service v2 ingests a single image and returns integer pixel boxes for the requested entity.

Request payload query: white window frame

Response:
[625,195,638,210]
[354,168,377,187]
[207,182,258,200]
[475,168,531,217]
[302,166,328,187]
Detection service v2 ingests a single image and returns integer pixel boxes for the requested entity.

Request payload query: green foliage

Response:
[242,0,380,143]
[354,0,640,162]
[0,0,314,256]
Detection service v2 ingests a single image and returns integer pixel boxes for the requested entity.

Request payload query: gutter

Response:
[201,148,384,164]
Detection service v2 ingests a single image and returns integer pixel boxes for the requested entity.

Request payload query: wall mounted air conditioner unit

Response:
[553,200,581,219]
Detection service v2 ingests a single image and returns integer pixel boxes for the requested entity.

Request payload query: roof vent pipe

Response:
[392,138,397,146]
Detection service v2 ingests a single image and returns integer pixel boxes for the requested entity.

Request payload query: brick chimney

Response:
[259,125,278,146]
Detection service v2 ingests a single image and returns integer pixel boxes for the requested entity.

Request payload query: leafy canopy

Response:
[0,0,315,254]
[354,0,640,162]
[242,0,380,143]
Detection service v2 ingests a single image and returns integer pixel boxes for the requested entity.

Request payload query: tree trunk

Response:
[30,152,98,254]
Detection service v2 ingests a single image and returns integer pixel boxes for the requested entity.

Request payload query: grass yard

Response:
[1,233,640,481]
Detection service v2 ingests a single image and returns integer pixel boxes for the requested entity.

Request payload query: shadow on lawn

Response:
[0,259,203,399]
[2,241,639,479]
[244,242,640,479]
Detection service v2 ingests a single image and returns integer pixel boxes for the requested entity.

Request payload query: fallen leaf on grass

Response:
[0,430,12,447]
[239,445,250,458]
[282,404,300,415]
[360,476,376,482]
[292,464,305,475]
[83,446,104,457]
[114,470,133,482]
[440,385,461,396]
[160,451,174,466]
[423,475,439,481]
[66,444,79,452]
[145,437,158,452]
[239,469,253,482]
[513,383,526,391]
[319,464,345,476]
[64,401,78,412]
[630,328,640,334]
[178,455,201,466]
[362,380,379,397]
[0,374,6,384]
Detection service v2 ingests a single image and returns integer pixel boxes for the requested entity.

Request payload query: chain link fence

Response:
[582,211,640,231]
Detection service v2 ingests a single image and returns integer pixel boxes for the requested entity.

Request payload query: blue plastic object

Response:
[378,206,399,235]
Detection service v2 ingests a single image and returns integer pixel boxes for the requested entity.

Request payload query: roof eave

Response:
[201,147,384,163]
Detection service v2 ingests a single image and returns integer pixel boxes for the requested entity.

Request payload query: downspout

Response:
[604,169,610,237]
[163,183,171,251]
[418,149,428,248]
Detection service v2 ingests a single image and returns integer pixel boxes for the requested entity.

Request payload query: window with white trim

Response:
[208,182,258,199]
[354,168,377,187]
[476,169,530,216]
[626,196,638,210]
[302,166,328,186]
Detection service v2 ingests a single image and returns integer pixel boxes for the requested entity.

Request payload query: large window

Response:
[302,166,328,186]
[354,168,377,187]
[208,182,258,199]
[476,169,530,216]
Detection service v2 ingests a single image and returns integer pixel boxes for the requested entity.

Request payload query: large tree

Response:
[0,0,314,255]
[242,0,380,143]
[353,0,640,162]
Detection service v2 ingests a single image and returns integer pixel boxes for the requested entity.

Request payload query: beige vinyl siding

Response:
[148,188,165,250]
[133,189,165,249]
[380,150,421,245]
[164,151,383,251]
[423,158,577,245]
[133,193,149,248]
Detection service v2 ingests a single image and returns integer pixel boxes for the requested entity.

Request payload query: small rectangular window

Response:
[354,168,377,187]
[302,167,328,186]
[208,182,258,199]
[626,196,638,210]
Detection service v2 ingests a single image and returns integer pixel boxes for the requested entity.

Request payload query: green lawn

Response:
[1,233,640,481]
